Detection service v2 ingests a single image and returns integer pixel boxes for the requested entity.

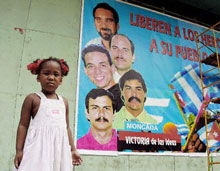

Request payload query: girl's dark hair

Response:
[33,57,69,76]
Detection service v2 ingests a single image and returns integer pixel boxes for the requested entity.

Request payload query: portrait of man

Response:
[81,44,124,112]
[110,34,135,83]
[113,69,157,130]
[86,3,120,50]
[77,88,117,151]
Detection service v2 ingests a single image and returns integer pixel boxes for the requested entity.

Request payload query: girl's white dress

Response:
[16,92,73,171]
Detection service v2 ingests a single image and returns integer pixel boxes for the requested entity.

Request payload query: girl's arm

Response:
[64,97,83,166]
[14,95,33,169]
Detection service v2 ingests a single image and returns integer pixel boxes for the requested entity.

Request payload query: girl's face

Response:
[37,61,62,95]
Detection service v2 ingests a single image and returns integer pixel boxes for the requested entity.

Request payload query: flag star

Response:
[213,132,219,138]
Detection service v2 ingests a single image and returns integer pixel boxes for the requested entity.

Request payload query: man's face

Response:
[94,8,119,41]
[122,79,146,113]
[110,35,135,72]
[84,51,115,89]
[86,96,115,131]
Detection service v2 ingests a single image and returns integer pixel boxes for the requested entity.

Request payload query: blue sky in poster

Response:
[76,0,220,148]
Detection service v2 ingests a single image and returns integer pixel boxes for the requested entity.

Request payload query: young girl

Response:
[14,57,82,170]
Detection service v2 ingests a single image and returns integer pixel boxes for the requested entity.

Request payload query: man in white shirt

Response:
[109,34,135,83]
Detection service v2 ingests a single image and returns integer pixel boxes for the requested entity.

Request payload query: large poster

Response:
[75,0,220,155]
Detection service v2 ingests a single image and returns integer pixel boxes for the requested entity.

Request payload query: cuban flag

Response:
[170,63,220,125]
[197,121,220,152]
[176,124,190,140]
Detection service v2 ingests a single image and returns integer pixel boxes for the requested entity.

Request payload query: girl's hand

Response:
[14,151,23,169]
[72,150,83,166]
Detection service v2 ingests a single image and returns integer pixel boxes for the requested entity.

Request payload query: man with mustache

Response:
[86,3,119,50]
[113,69,157,130]
[82,44,124,112]
[77,88,117,151]
[110,34,135,83]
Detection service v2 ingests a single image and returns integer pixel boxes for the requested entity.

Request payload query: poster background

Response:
[76,0,220,154]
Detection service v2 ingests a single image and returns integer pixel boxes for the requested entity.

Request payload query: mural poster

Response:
[75,0,220,155]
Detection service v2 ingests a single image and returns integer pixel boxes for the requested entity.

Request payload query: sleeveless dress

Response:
[16,92,73,171]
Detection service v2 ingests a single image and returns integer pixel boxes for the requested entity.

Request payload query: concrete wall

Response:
[0,0,219,170]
